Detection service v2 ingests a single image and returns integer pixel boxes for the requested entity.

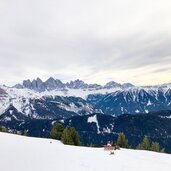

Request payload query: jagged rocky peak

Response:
[33,77,43,85]
[13,78,44,91]
[14,84,23,89]
[87,83,102,89]
[13,77,136,91]
[44,77,65,90]
[104,81,121,89]
[14,77,66,92]
[122,83,135,88]
[30,78,45,92]
[45,77,56,84]
[23,79,32,88]
[66,79,88,89]
[104,81,134,89]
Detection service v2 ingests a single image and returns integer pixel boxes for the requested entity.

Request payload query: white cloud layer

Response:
[0,0,171,86]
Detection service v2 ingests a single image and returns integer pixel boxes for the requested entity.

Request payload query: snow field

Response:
[0,132,171,171]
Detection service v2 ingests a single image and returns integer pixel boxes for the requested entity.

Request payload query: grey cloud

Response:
[151,67,171,74]
[0,0,171,85]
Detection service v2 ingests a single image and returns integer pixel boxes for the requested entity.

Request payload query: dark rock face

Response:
[14,78,66,92]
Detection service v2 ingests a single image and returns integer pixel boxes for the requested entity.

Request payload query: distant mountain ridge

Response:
[14,77,134,92]
[87,88,171,115]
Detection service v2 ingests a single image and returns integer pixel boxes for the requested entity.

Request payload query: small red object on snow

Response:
[104,145,114,151]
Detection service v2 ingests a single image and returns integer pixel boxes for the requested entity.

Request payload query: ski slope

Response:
[0,132,171,171]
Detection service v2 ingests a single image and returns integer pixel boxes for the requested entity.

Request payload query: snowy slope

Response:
[0,132,171,171]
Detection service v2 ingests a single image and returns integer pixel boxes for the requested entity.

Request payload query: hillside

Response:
[64,112,171,152]
[0,132,171,171]
[1,111,171,153]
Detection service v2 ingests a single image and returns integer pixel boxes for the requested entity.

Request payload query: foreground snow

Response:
[0,133,171,171]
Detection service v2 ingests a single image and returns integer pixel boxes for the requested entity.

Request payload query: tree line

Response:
[115,132,164,153]
[50,123,81,146]
[1,125,165,152]
[0,126,28,136]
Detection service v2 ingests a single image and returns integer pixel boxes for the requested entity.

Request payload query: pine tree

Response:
[70,127,81,146]
[138,136,150,150]
[50,123,64,140]
[61,126,81,146]
[151,142,160,152]
[117,132,129,148]
[61,126,74,145]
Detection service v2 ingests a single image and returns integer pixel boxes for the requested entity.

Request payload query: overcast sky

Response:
[0,0,171,86]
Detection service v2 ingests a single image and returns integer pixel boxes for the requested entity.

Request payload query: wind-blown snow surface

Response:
[0,133,171,171]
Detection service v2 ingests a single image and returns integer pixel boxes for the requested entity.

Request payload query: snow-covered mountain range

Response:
[0,77,171,119]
